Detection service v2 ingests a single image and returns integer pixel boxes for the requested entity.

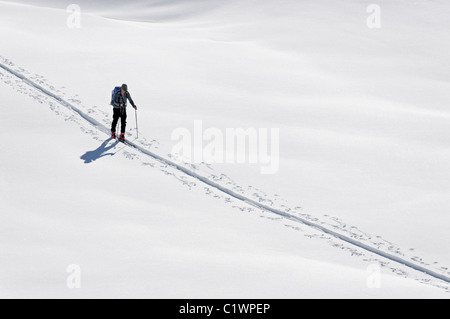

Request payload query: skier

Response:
[111,84,137,142]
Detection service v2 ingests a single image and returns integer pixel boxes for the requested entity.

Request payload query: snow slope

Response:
[1,0,450,298]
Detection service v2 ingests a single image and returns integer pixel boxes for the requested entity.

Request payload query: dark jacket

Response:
[113,91,136,109]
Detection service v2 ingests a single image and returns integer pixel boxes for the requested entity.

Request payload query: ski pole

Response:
[118,117,121,138]
[135,108,139,139]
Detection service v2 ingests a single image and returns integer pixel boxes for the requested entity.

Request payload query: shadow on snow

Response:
[80,138,119,164]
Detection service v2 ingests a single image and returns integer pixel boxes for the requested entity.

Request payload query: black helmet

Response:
[121,84,128,92]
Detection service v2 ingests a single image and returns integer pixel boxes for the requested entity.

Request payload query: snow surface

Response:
[0,0,449,298]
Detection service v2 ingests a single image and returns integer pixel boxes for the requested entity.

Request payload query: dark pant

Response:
[111,107,127,133]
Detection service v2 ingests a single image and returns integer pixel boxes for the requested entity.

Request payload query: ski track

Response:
[1,56,449,291]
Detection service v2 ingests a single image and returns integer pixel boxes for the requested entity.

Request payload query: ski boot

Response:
[111,131,116,139]
[119,133,125,142]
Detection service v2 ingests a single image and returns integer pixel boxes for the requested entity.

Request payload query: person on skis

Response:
[111,84,137,142]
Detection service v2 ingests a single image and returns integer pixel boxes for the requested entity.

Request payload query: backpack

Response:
[110,86,121,106]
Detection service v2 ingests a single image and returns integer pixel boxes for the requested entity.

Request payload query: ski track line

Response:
[1,61,449,286]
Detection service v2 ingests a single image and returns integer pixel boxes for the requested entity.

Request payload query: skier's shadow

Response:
[80,138,119,164]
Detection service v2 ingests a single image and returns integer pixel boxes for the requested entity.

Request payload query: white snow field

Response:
[0,0,449,298]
